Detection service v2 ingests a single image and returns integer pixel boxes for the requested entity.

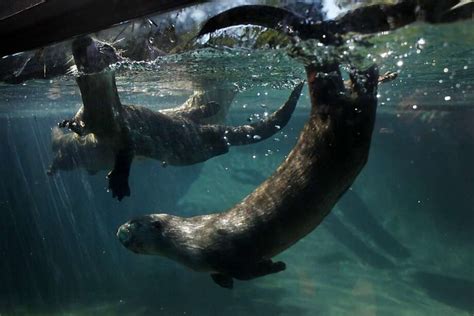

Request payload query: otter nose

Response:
[117,223,132,246]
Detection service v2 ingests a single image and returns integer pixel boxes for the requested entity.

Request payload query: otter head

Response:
[117,214,179,256]
[72,36,119,74]
[117,214,209,271]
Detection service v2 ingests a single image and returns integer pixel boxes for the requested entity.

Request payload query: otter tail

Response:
[197,5,340,44]
[222,82,303,146]
[198,5,305,37]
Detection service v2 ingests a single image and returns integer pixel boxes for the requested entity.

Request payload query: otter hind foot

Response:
[211,273,234,289]
[107,146,133,201]
[107,170,131,201]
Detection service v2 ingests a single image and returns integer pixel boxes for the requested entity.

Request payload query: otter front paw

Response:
[107,170,130,201]
[58,119,86,136]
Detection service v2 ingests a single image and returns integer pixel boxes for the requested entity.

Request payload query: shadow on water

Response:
[337,190,411,260]
[323,214,396,270]
[231,166,268,186]
[411,271,474,313]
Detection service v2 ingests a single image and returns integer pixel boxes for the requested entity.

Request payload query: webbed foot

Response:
[107,170,130,201]
[108,144,133,201]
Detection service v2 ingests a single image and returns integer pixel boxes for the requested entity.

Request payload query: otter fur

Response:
[49,36,302,200]
[117,61,395,288]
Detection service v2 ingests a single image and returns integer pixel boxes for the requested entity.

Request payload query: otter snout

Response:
[117,215,173,256]
[117,219,148,254]
[117,223,133,247]
[72,36,119,73]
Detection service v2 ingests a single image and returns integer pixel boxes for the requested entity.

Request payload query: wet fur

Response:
[118,62,382,287]
[50,36,303,200]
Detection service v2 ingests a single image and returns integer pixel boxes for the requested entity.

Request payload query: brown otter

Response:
[51,36,303,200]
[198,2,474,45]
[117,61,396,288]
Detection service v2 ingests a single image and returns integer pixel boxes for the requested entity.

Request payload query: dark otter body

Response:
[198,2,474,45]
[117,61,392,288]
[51,36,302,200]
[48,88,236,175]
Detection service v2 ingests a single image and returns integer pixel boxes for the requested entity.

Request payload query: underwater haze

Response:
[1,3,474,316]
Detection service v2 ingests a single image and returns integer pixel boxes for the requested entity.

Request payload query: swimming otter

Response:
[51,36,302,200]
[198,2,474,45]
[117,62,395,288]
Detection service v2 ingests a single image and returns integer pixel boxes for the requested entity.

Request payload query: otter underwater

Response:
[35,1,473,290]
[115,2,473,289]
[12,0,471,292]
[114,5,404,288]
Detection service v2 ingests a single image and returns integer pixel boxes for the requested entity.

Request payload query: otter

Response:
[117,61,397,288]
[50,36,302,200]
[198,2,474,45]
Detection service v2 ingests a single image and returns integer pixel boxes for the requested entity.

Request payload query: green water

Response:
[0,13,473,316]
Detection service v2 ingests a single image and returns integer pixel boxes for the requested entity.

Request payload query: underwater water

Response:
[1,18,474,316]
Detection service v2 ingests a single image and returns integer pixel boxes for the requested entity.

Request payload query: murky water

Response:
[0,4,473,316]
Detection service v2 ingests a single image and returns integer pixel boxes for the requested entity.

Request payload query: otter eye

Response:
[128,220,142,230]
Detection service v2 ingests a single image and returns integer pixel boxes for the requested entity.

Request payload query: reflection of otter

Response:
[49,36,302,200]
[117,61,390,288]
